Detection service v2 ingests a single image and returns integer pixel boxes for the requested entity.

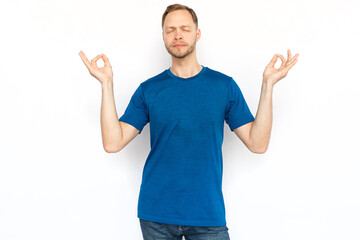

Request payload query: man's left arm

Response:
[233,49,299,153]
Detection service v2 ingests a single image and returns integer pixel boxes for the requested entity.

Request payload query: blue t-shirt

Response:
[119,66,254,227]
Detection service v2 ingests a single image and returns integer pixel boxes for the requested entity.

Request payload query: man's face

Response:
[162,10,201,59]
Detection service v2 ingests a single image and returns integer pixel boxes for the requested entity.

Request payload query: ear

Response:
[196,28,201,42]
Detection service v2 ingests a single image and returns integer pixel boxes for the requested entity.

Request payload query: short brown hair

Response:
[162,4,198,29]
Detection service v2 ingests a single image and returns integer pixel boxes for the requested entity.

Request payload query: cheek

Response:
[164,39,173,48]
[164,35,172,42]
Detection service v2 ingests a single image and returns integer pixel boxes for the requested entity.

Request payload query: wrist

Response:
[102,81,113,88]
[261,81,274,92]
[102,81,114,92]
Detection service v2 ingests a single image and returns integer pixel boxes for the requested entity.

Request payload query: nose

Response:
[174,31,183,40]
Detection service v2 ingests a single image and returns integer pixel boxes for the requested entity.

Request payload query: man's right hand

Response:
[79,50,114,84]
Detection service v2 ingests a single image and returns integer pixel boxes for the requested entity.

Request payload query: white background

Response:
[1,0,359,239]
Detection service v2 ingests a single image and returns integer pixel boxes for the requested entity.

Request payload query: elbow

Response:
[104,144,122,153]
[251,148,267,154]
[250,144,268,154]
[104,146,117,153]
[104,136,125,153]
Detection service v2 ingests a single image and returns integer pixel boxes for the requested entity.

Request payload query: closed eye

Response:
[166,29,190,34]
[165,26,192,32]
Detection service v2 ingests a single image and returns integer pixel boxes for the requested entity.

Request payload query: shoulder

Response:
[204,66,233,82]
[138,69,168,90]
[204,66,234,88]
[144,69,168,83]
[205,66,232,78]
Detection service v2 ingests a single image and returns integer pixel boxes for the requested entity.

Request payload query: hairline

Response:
[162,5,198,30]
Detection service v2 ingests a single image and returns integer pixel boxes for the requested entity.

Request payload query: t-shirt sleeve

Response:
[119,84,149,134]
[225,78,255,131]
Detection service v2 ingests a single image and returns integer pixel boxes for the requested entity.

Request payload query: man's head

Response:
[162,4,201,59]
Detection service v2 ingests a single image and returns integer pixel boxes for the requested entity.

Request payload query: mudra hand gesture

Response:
[263,49,299,86]
[79,50,114,84]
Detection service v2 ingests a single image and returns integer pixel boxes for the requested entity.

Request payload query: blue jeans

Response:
[139,219,230,240]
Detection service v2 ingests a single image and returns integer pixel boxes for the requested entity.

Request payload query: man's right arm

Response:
[78,51,140,153]
[101,82,140,153]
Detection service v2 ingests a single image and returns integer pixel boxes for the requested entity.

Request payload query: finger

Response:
[292,53,300,61]
[91,54,102,69]
[277,54,287,69]
[285,58,298,71]
[79,51,91,70]
[287,53,299,65]
[287,49,292,61]
[91,54,103,63]
[102,54,112,68]
[268,54,278,68]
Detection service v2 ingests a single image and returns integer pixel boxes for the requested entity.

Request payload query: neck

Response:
[170,51,202,78]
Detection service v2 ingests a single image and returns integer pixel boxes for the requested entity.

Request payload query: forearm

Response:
[250,81,273,152]
[100,81,122,151]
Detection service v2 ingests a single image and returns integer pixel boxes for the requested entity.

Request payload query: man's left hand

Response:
[263,49,299,86]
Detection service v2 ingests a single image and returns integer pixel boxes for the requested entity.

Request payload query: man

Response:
[79,3,299,240]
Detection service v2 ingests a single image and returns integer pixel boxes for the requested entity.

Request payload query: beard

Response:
[165,36,196,59]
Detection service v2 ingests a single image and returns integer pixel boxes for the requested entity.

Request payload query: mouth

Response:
[173,44,185,48]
